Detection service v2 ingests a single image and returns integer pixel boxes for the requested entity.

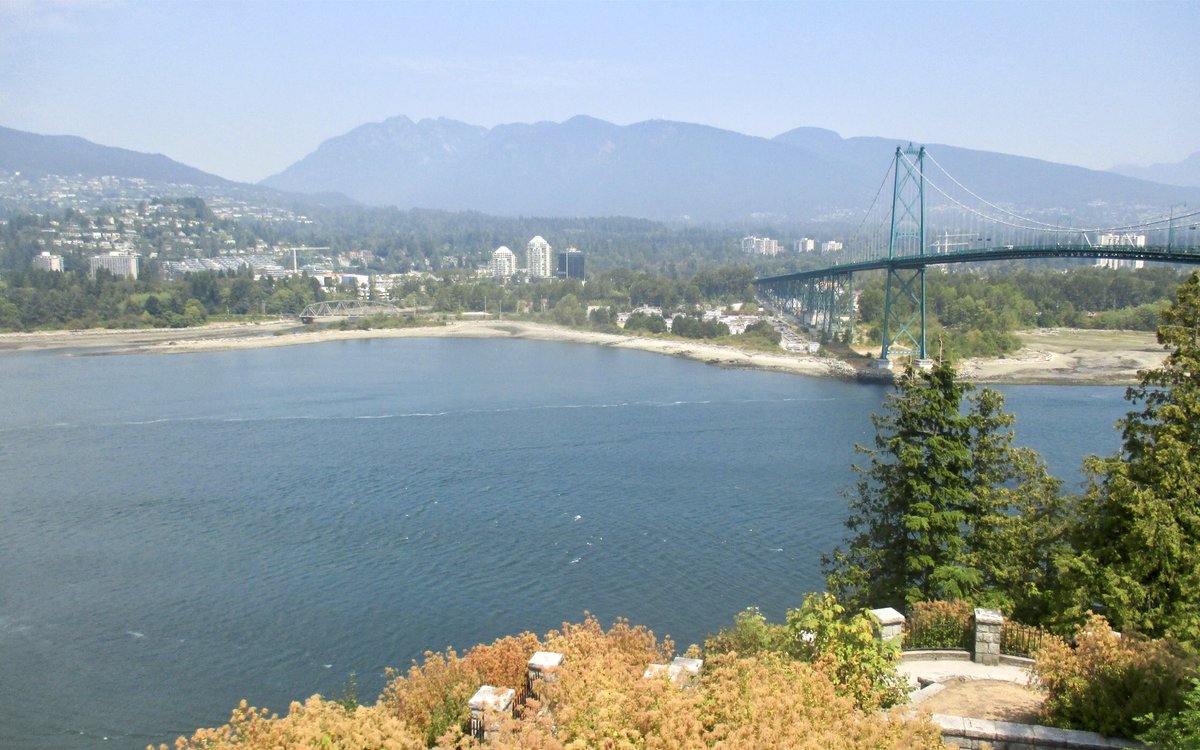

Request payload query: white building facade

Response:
[33,251,65,272]
[526,236,553,278]
[89,252,139,279]
[490,246,517,278]
[742,236,781,256]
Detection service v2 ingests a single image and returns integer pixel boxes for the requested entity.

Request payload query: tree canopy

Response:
[1061,271,1200,642]
[824,359,1060,614]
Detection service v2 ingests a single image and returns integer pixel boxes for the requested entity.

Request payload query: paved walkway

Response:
[897,657,1033,688]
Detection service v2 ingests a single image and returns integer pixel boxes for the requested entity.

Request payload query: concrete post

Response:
[527,651,564,697]
[643,657,703,686]
[973,608,1003,666]
[869,607,906,647]
[468,685,515,741]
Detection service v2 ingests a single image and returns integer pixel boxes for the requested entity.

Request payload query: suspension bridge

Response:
[755,145,1200,364]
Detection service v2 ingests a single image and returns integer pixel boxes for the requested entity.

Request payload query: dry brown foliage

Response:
[159,614,941,750]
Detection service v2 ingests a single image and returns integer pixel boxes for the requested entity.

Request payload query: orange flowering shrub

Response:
[162,696,426,750]
[1033,614,1198,738]
[485,653,942,750]
[159,614,943,750]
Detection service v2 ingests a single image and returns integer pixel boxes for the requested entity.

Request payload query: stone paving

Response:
[898,656,1033,689]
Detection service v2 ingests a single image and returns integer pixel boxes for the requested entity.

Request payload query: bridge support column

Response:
[880,144,927,361]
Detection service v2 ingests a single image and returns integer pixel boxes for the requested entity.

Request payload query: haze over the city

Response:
[1,0,1196,184]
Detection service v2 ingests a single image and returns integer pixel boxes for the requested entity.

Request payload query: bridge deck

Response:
[756,244,1200,287]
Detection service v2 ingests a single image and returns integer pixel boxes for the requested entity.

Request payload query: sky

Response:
[1,0,1197,184]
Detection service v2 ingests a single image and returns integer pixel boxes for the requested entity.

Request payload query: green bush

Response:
[785,593,909,712]
[704,607,789,657]
[1138,678,1200,749]
[904,600,973,650]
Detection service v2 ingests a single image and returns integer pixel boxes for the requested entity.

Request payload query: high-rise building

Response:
[741,236,781,256]
[794,238,815,253]
[526,236,553,278]
[89,252,139,279]
[556,249,585,280]
[821,240,843,254]
[490,246,517,278]
[33,251,65,272]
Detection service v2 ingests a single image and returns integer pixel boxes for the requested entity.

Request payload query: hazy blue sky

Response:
[2,0,1196,183]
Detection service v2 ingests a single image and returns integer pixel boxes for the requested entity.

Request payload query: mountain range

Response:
[3,118,1198,223]
[260,115,1200,222]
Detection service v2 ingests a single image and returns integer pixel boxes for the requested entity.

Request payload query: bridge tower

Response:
[879,144,927,362]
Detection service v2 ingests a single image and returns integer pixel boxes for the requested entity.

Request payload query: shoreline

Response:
[0,320,1166,385]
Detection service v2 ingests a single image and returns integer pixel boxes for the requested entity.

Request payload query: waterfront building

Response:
[490,246,517,278]
[89,252,139,279]
[526,236,553,278]
[556,248,585,280]
[32,251,64,272]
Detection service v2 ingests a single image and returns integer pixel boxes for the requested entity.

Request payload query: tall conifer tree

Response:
[1063,272,1200,641]
[824,359,1060,613]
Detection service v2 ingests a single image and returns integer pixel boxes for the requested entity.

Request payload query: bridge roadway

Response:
[756,243,1200,287]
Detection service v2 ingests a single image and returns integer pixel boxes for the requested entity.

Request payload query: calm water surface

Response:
[0,339,1128,748]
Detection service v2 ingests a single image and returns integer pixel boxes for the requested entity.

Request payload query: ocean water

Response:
[0,338,1128,748]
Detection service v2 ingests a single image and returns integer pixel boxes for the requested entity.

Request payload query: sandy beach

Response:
[0,320,1165,385]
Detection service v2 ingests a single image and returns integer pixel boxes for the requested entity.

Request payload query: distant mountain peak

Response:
[1110,151,1200,188]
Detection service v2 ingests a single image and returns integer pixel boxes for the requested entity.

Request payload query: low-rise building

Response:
[32,251,64,272]
[89,252,139,279]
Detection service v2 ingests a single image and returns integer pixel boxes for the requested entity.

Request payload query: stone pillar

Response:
[973,608,1003,666]
[527,651,564,697]
[468,685,515,741]
[643,657,703,685]
[869,607,906,647]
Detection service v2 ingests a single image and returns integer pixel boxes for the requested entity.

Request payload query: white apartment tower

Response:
[741,236,781,256]
[526,236,553,278]
[490,246,517,278]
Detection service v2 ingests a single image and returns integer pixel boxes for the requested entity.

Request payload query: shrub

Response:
[905,600,973,650]
[164,697,427,750]
[1033,614,1199,738]
[703,607,790,657]
[162,613,944,750]
[785,592,909,712]
[1138,678,1200,749]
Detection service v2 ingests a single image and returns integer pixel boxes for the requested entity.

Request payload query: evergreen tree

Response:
[1062,272,1200,642]
[824,359,1060,613]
